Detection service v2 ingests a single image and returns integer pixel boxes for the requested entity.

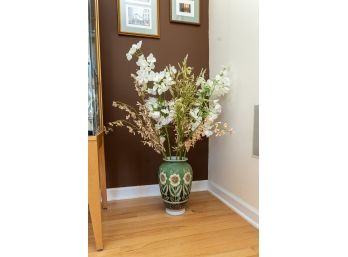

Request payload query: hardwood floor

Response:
[88,191,259,257]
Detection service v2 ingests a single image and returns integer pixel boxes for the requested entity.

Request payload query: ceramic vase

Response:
[158,156,193,216]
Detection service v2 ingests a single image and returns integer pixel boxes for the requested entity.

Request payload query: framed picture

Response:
[170,0,200,25]
[117,0,160,38]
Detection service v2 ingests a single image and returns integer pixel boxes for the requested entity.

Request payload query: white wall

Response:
[209,0,259,217]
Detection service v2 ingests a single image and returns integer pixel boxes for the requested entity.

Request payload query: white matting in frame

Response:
[126,0,151,6]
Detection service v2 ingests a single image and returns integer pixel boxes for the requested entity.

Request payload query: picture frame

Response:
[117,0,160,38]
[170,0,200,25]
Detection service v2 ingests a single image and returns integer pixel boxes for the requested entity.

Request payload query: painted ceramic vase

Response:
[158,156,193,216]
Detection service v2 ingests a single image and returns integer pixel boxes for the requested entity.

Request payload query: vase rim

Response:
[163,156,188,162]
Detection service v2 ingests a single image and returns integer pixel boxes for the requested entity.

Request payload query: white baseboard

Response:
[106,179,258,229]
[208,181,259,229]
[107,180,209,201]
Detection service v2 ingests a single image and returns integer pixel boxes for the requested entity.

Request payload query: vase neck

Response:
[163,156,188,162]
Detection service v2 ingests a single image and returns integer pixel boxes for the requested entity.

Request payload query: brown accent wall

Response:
[99,0,209,188]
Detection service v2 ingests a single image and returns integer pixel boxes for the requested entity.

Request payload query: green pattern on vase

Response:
[158,157,193,211]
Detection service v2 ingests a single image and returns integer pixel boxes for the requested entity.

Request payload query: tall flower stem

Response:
[183,149,187,158]
[165,126,172,157]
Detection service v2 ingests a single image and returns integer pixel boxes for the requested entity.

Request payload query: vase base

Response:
[166,208,185,216]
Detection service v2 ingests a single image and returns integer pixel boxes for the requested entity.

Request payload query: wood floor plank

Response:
[89,191,258,257]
